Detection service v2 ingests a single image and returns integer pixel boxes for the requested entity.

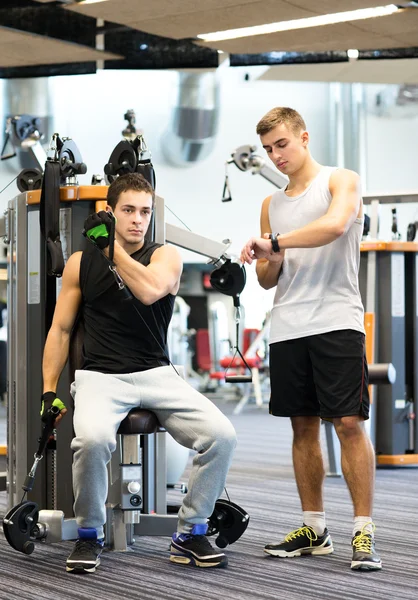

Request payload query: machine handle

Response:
[368,362,396,385]
[225,375,252,383]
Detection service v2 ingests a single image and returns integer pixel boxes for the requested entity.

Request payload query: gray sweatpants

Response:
[70,366,237,538]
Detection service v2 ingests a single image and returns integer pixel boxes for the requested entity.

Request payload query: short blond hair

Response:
[256,107,306,136]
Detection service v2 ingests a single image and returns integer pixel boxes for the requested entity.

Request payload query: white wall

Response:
[363,83,418,240]
[0,68,333,328]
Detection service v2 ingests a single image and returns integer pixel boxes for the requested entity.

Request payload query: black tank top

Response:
[79,241,175,374]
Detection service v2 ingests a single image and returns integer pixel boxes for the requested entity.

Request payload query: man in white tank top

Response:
[240,107,381,572]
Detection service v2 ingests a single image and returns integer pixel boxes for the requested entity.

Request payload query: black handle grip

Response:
[225,375,253,383]
[36,405,61,457]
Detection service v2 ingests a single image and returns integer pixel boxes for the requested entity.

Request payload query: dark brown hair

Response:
[256,107,306,136]
[107,173,155,210]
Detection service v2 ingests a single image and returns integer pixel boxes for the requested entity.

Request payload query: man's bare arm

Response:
[111,242,183,305]
[277,169,361,249]
[255,195,284,290]
[42,252,82,393]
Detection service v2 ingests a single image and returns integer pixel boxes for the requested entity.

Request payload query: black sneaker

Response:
[66,528,104,574]
[351,524,382,571]
[170,524,228,568]
[264,525,334,558]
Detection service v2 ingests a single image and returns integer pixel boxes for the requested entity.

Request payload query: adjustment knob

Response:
[127,481,141,494]
[130,494,142,507]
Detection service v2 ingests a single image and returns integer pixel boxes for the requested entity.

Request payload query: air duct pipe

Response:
[329,82,366,182]
[162,72,220,167]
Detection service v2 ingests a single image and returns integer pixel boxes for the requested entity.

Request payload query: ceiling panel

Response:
[354,10,418,36]
[0,27,121,68]
[258,58,418,85]
[288,0,388,12]
[391,32,418,47]
[67,0,257,22]
[66,0,391,38]
[127,3,313,40]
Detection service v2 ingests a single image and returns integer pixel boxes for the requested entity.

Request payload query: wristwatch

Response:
[270,232,280,253]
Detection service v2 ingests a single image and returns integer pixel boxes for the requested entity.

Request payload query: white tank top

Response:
[268,166,365,343]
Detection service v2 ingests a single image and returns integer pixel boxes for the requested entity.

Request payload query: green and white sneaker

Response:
[351,523,382,571]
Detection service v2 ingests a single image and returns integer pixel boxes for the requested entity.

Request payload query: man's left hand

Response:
[240,234,281,265]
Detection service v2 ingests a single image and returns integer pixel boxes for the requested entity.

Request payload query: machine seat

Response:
[117,408,162,435]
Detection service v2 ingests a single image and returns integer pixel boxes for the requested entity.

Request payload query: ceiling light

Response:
[347,49,359,59]
[75,0,110,5]
[197,4,400,42]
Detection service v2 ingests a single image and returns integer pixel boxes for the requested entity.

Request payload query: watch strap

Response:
[270,232,280,253]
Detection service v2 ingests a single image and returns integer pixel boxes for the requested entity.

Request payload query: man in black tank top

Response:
[41,173,237,573]
[240,107,381,572]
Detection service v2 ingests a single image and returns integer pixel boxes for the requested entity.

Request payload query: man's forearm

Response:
[42,327,70,392]
[112,243,159,304]
[256,258,283,290]
[278,215,344,249]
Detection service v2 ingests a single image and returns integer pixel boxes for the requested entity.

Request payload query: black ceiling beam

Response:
[0,1,40,8]
[104,28,219,70]
[0,61,96,80]
[230,47,418,67]
[0,3,97,47]
[359,47,418,59]
[230,51,349,67]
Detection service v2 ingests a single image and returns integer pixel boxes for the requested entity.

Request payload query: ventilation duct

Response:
[162,72,219,168]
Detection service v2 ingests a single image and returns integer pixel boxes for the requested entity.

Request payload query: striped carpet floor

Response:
[0,400,417,600]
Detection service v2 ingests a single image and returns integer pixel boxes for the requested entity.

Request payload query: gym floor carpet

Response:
[0,401,416,600]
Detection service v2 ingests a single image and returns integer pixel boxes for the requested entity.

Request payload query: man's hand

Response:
[83,211,115,249]
[41,391,67,426]
[240,233,284,265]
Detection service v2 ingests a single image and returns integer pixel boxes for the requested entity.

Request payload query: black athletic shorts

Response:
[269,329,369,420]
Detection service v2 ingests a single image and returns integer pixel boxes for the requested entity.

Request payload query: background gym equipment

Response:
[207,499,249,548]
[391,207,401,240]
[222,144,287,201]
[210,259,252,384]
[1,113,48,194]
[1,114,45,167]
[406,220,418,242]
[16,168,43,193]
[104,109,155,190]
[2,405,60,554]
[360,190,418,465]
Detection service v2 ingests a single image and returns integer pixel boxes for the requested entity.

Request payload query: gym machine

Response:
[2,126,249,556]
[222,144,288,202]
[1,113,47,193]
[359,190,418,466]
